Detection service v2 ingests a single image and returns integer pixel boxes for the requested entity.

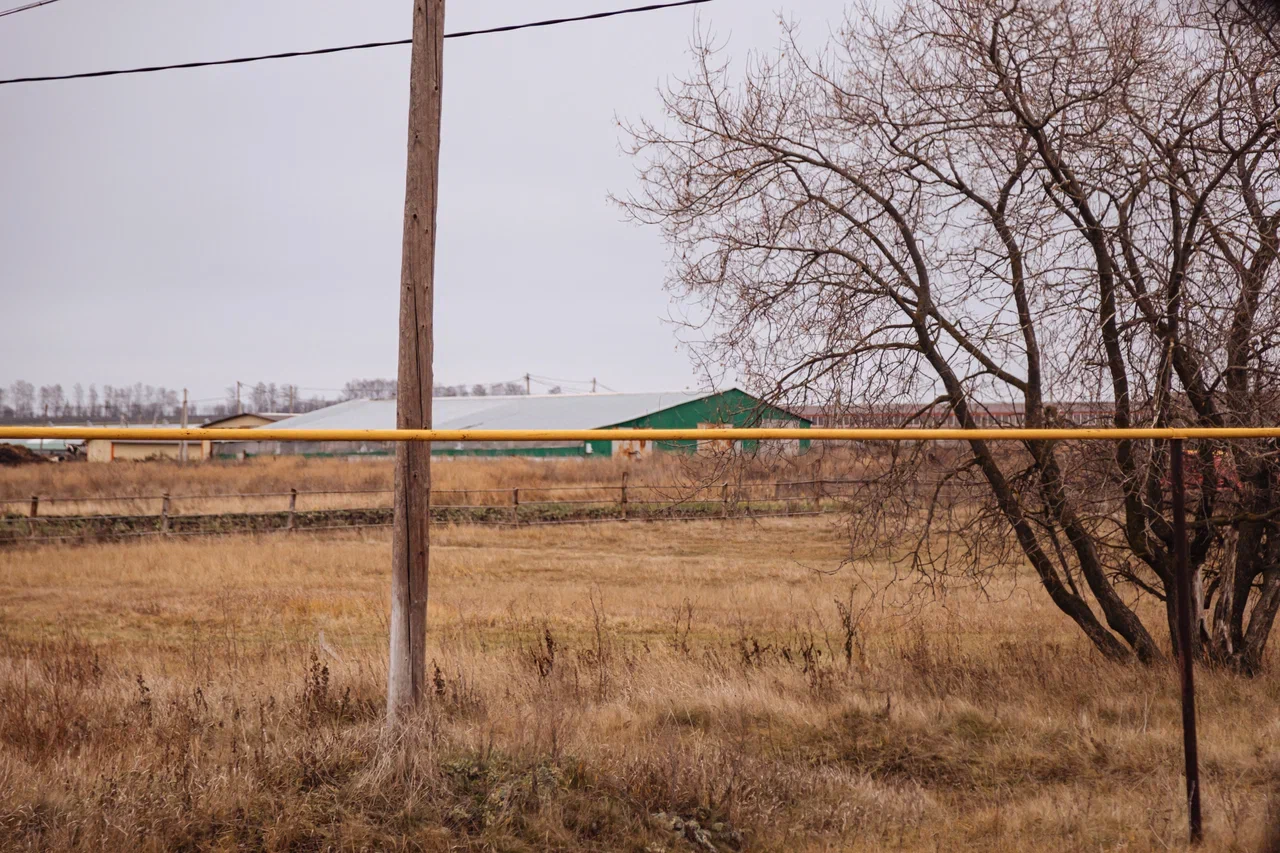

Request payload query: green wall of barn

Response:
[587,389,810,457]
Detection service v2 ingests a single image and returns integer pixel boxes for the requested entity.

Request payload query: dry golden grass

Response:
[1,517,1277,851]
[0,453,845,517]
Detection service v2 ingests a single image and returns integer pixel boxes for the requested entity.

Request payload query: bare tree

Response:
[249,382,267,412]
[37,385,56,418]
[342,378,398,400]
[9,381,34,418]
[624,0,1280,669]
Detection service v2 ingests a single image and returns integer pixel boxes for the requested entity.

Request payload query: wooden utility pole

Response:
[388,0,446,718]
[179,388,189,463]
[236,381,243,415]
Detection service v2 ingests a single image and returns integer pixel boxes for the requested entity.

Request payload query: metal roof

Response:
[199,412,291,428]
[260,391,753,433]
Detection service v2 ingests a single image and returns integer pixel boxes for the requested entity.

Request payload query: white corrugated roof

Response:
[260,391,724,432]
[0,438,82,449]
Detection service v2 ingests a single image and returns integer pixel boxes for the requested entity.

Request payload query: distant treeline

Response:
[0,377,539,423]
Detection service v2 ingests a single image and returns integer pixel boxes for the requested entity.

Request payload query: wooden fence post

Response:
[288,488,297,531]
[512,488,520,526]
[161,493,171,536]
[813,478,823,513]
[721,483,729,519]
[620,472,629,521]
[1171,440,1203,844]
[29,495,38,518]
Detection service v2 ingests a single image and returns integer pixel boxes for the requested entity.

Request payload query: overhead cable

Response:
[0,0,61,20]
[0,0,711,86]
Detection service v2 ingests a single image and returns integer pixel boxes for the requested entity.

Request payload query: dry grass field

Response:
[2,515,1278,851]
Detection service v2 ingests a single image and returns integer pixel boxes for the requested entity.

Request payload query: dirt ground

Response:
[0,445,49,467]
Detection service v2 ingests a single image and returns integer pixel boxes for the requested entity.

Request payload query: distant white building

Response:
[226,389,812,459]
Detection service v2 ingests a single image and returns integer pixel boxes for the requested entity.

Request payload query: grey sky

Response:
[0,0,837,404]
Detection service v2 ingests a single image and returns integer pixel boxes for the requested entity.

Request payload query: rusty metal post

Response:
[620,472,629,521]
[29,495,38,518]
[1170,439,1203,845]
[512,488,519,527]
[160,493,171,536]
[287,488,297,531]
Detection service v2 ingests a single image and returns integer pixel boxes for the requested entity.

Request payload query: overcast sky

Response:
[0,0,839,404]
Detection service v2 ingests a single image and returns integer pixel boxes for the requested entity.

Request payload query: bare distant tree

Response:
[494,381,527,396]
[37,385,61,418]
[9,381,34,418]
[625,0,1280,669]
[341,378,398,400]
[161,388,179,419]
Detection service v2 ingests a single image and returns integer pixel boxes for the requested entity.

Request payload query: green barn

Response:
[252,388,810,459]
[580,388,811,459]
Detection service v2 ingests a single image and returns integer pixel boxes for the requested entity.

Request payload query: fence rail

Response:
[0,476,965,516]
[0,477,931,544]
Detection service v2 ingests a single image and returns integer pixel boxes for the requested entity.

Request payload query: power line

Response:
[0,0,61,20]
[530,373,614,389]
[0,0,711,86]
[528,376,617,394]
[446,0,708,37]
